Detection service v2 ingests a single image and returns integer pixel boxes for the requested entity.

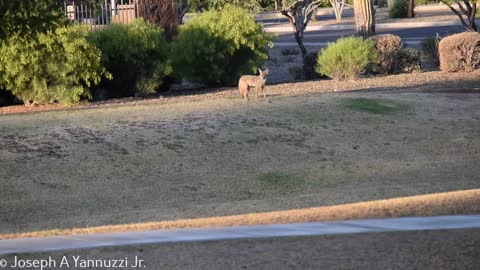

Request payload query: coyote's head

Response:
[259,68,269,79]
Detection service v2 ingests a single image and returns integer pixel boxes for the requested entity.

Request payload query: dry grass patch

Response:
[1,189,479,240]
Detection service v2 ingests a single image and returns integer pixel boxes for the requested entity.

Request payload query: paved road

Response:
[1,215,480,255]
[274,24,465,47]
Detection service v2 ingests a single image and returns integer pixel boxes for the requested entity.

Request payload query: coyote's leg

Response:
[255,85,261,98]
[262,85,266,98]
[239,81,248,99]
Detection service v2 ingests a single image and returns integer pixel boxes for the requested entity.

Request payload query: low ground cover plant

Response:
[88,19,172,99]
[342,97,403,114]
[170,4,273,86]
[0,25,107,105]
[316,37,378,80]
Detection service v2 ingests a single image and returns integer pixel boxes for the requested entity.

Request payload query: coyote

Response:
[238,68,269,99]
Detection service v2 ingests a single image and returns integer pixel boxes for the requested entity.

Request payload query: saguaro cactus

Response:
[354,0,375,38]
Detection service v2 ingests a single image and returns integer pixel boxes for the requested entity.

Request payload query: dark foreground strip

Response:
[1,215,479,255]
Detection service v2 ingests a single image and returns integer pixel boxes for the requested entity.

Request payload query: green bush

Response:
[0,25,107,105]
[316,37,377,80]
[415,0,428,5]
[420,36,440,66]
[170,5,273,86]
[88,19,172,98]
[389,0,408,18]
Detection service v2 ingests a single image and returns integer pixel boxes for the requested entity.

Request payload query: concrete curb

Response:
[1,215,479,255]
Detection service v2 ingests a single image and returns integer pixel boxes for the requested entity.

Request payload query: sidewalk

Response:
[1,215,479,255]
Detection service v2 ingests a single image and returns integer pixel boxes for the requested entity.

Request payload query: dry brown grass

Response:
[1,189,478,240]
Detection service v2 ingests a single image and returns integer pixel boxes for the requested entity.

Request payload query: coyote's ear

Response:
[264,68,270,75]
[258,68,262,75]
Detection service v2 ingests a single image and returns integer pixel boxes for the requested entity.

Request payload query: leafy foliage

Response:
[170,5,273,86]
[316,37,377,80]
[0,0,66,40]
[389,0,408,18]
[421,36,441,66]
[88,19,172,98]
[0,25,107,105]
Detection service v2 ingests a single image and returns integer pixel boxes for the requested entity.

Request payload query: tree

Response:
[330,0,347,21]
[439,0,477,31]
[353,0,375,38]
[407,0,415,18]
[137,0,179,40]
[281,0,324,57]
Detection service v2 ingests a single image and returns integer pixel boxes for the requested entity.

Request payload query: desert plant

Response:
[170,5,273,86]
[420,35,441,66]
[88,19,172,98]
[438,32,480,72]
[393,48,422,73]
[389,0,408,18]
[0,25,107,105]
[316,37,378,80]
[369,34,403,74]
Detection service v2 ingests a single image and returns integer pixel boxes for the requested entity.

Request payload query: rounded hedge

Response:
[170,5,273,86]
[316,37,378,81]
[0,25,107,105]
[88,19,172,98]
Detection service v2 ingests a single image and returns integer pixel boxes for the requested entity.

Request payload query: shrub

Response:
[170,5,273,86]
[416,0,428,5]
[88,19,172,98]
[438,32,480,72]
[389,0,408,18]
[420,36,441,66]
[0,25,107,105]
[316,37,377,80]
[369,34,403,74]
[393,48,422,73]
[0,0,66,40]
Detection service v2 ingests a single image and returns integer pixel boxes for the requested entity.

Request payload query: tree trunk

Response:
[354,0,375,38]
[294,32,307,57]
[407,0,415,18]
